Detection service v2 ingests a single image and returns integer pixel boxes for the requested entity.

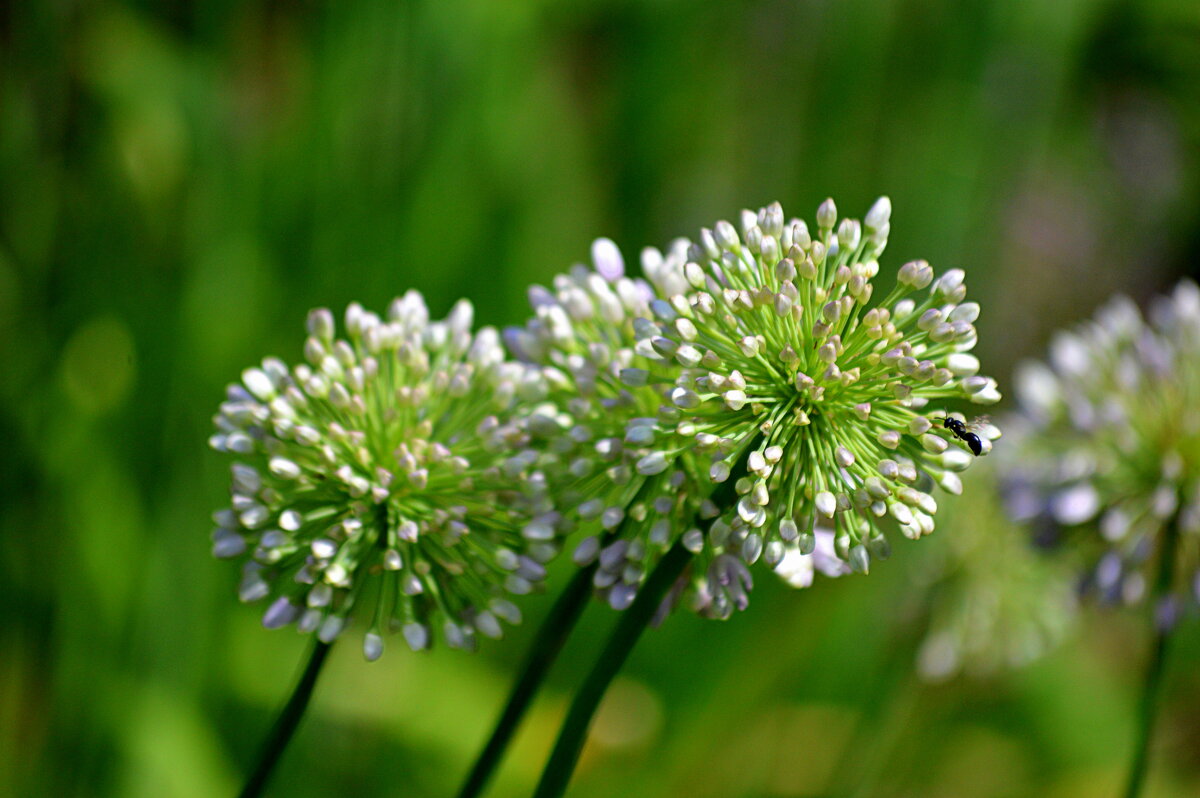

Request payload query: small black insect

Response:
[935,416,985,456]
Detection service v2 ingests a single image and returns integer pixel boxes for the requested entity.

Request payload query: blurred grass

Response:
[3,0,1200,796]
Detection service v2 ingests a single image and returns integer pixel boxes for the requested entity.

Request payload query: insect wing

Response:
[965,414,991,432]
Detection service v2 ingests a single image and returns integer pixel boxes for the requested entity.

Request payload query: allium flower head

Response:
[1006,280,1200,618]
[631,198,1001,616]
[210,292,560,658]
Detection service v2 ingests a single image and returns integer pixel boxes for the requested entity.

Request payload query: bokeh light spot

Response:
[60,315,137,415]
[590,676,664,750]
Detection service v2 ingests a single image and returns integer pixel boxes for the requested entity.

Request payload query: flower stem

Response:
[239,640,332,798]
[456,564,597,798]
[532,538,693,798]
[1123,517,1180,798]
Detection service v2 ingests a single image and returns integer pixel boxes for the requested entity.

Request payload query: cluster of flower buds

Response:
[623,198,1001,617]
[1006,281,1200,623]
[210,293,565,658]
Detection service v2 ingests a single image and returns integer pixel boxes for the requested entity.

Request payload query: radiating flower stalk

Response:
[1004,281,1200,798]
[210,293,563,796]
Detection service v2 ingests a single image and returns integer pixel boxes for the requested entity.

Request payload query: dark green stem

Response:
[532,539,693,798]
[456,564,597,798]
[238,641,333,798]
[1122,517,1180,798]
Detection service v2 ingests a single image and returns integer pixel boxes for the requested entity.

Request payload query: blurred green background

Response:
[5,0,1200,796]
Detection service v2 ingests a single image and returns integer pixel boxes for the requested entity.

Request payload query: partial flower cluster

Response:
[505,239,712,611]
[916,464,1075,682]
[1005,281,1200,621]
[631,199,1001,617]
[210,293,562,658]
